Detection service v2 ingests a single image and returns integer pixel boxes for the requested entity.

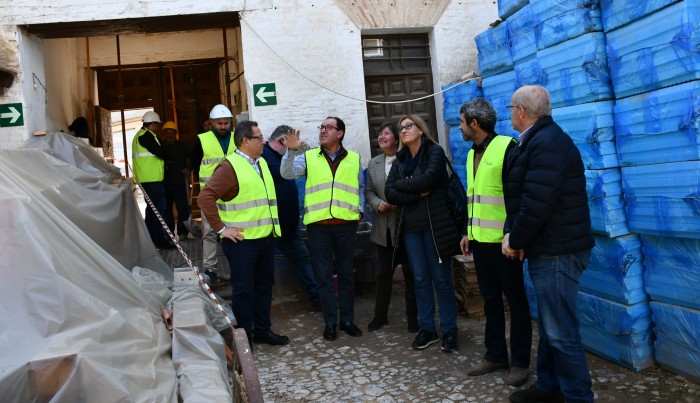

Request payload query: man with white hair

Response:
[503,85,594,403]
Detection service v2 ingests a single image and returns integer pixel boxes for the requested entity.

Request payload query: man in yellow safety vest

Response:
[282,117,365,342]
[458,98,532,387]
[197,120,288,347]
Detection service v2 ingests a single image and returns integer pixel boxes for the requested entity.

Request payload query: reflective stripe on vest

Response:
[303,149,361,224]
[216,153,281,239]
[131,128,164,183]
[466,135,513,242]
[198,131,235,187]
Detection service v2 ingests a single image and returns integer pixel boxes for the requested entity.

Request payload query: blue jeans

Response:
[276,226,319,302]
[221,236,275,337]
[141,182,167,244]
[403,230,457,333]
[528,251,593,403]
[307,222,358,326]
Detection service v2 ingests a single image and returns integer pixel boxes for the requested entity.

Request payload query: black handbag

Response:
[444,160,468,231]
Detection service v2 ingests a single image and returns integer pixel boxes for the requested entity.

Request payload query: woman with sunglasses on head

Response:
[385,114,461,352]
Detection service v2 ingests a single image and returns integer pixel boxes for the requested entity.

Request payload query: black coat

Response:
[385,138,462,263]
[503,116,595,257]
[262,143,300,233]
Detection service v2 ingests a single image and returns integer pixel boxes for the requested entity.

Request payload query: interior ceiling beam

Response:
[22,12,240,39]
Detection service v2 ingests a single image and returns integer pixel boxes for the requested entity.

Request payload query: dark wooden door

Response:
[363,34,437,157]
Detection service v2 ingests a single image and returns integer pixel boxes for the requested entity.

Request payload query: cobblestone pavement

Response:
[162,239,699,402]
[252,292,699,403]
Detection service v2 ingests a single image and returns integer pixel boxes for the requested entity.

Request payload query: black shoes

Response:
[323,324,337,341]
[310,298,322,312]
[509,385,565,403]
[412,329,440,350]
[367,317,388,331]
[407,319,419,334]
[340,322,363,337]
[253,330,289,346]
[441,331,458,352]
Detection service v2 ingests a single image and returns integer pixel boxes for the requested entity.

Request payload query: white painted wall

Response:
[240,0,372,163]
[44,37,85,132]
[0,27,24,149]
[18,30,47,142]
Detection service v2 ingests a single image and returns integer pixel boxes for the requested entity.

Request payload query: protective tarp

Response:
[650,301,700,383]
[621,161,700,239]
[482,69,517,123]
[641,235,700,310]
[508,4,537,63]
[613,80,700,167]
[537,32,613,108]
[20,133,171,279]
[0,148,178,401]
[498,0,529,20]
[606,0,700,98]
[581,234,647,305]
[442,79,482,125]
[577,292,655,372]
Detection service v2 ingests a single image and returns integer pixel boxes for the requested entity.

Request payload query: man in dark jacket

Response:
[262,125,320,310]
[503,85,595,403]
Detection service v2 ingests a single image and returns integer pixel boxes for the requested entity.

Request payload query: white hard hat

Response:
[210,104,233,119]
[142,111,161,124]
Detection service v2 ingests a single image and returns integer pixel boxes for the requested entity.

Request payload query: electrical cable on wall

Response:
[239,15,473,105]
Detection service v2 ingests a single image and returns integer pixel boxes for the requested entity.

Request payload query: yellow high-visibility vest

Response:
[303,149,361,224]
[131,128,164,183]
[466,135,514,242]
[198,131,235,187]
[217,153,280,239]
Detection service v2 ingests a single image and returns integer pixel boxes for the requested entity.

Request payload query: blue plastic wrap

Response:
[514,57,546,88]
[621,161,700,239]
[606,0,700,99]
[552,101,619,169]
[650,301,700,382]
[585,168,630,237]
[577,292,655,371]
[580,234,647,305]
[600,0,681,32]
[482,70,518,122]
[476,22,514,78]
[442,80,483,126]
[508,5,537,63]
[495,119,520,139]
[641,235,700,310]
[499,0,530,20]
[614,80,700,167]
[532,0,603,50]
[523,261,539,320]
[537,32,613,108]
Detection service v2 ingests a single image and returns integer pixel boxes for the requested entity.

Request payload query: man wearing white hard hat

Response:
[190,104,236,283]
[131,110,171,249]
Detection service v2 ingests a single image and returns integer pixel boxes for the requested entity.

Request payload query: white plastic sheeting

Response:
[0,132,223,402]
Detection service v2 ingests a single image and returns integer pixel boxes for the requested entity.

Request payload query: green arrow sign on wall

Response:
[252,83,277,106]
[0,103,23,127]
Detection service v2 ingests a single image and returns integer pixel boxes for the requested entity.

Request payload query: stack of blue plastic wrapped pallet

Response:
[441,80,483,188]
[475,0,659,372]
[602,0,700,382]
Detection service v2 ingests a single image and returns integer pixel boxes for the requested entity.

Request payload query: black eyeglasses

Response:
[399,122,415,131]
[247,135,264,142]
[318,125,338,131]
[507,105,523,111]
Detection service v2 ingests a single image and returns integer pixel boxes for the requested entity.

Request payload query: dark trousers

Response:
[276,226,319,302]
[472,240,532,368]
[307,222,358,326]
[221,236,276,337]
[164,182,190,236]
[374,230,417,325]
[141,181,167,244]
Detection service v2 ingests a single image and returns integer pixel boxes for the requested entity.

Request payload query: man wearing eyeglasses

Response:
[503,85,594,403]
[281,117,365,342]
[198,120,289,348]
[262,125,321,311]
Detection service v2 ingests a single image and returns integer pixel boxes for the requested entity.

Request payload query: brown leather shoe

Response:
[507,367,529,386]
[467,359,509,376]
